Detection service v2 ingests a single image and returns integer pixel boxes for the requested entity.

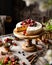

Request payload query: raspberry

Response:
[22,62,26,65]
[29,23,34,26]
[21,21,26,26]
[30,20,34,23]
[26,19,31,24]
[13,43,17,46]
[0,40,2,43]
[11,58,15,62]
[3,57,9,64]
[23,22,26,25]
[23,30,26,35]
[5,56,10,60]
[4,38,12,43]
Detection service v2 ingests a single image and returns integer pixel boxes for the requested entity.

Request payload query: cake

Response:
[16,19,42,35]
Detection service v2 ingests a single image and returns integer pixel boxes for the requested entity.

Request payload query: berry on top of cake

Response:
[16,19,42,35]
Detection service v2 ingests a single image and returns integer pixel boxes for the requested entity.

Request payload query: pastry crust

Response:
[16,25,27,32]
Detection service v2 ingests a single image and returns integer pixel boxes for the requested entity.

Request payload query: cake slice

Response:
[16,25,27,32]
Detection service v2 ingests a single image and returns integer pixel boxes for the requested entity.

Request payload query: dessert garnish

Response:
[3,38,17,51]
[21,19,37,27]
[4,38,13,43]
[4,38,17,46]
[44,19,52,31]
[22,62,26,65]
[23,30,26,35]
[0,55,20,65]
[0,37,17,53]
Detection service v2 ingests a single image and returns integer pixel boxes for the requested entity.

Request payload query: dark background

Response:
[0,0,52,34]
[0,0,12,16]
[0,0,14,34]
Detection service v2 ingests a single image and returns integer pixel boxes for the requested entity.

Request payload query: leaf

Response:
[44,20,52,31]
[0,62,2,65]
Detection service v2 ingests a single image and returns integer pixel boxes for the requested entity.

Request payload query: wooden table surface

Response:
[0,34,52,65]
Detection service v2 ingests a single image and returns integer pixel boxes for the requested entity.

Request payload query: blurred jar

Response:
[0,16,6,35]
[5,16,12,23]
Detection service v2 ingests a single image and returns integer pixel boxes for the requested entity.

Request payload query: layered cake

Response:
[16,19,42,35]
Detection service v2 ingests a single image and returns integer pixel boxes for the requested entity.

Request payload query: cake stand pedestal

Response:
[22,39,37,52]
[13,28,44,52]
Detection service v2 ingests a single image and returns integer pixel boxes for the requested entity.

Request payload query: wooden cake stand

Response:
[13,28,44,52]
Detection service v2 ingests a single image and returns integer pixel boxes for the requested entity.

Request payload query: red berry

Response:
[22,62,26,65]
[0,40,2,43]
[29,23,34,26]
[23,30,26,35]
[30,20,34,23]
[13,43,17,46]
[3,59,8,64]
[23,22,26,25]
[4,38,12,44]
[5,56,10,60]
[4,38,10,42]
[21,21,26,26]
[11,58,15,62]
[26,19,31,24]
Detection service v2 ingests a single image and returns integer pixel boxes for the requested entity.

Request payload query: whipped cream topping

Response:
[27,22,42,32]
[16,22,22,28]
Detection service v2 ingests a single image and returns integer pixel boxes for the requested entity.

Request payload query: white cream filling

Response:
[27,22,42,32]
